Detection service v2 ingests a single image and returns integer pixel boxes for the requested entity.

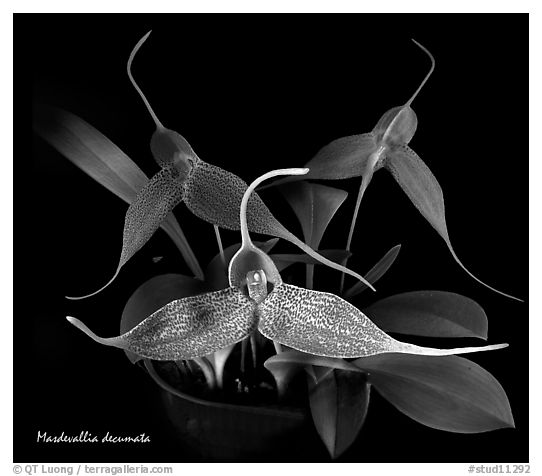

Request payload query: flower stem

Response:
[250,333,257,369]
[306,263,314,290]
[339,170,374,295]
[240,337,248,374]
[214,224,226,271]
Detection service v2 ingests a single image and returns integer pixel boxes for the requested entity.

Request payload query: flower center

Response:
[246,269,269,304]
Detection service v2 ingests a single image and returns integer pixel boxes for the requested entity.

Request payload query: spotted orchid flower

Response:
[262,40,521,301]
[59,31,371,300]
[66,168,508,362]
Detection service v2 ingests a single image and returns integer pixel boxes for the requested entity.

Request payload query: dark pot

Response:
[144,360,326,461]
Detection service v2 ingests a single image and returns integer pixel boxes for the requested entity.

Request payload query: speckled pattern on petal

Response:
[120,166,186,267]
[183,161,285,235]
[115,287,257,360]
[258,283,407,358]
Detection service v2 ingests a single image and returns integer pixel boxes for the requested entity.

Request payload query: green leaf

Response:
[270,249,351,273]
[344,244,401,298]
[264,351,362,374]
[353,353,514,433]
[385,145,521,301]
[280,182,348,249]
[205,344,236,389]
[364,291,488,339]
[32,105,204,281]
[204,238,279,291]
[120,273,207,363]
[308,368,371,459]
[263,356,306,399]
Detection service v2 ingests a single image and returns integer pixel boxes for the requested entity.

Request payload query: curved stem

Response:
[240,168,309,247]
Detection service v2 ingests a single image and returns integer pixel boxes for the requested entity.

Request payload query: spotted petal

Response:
[184,161,374,289]
[258,283,507,359]
[67,165,188,299]
[67,287,257,360]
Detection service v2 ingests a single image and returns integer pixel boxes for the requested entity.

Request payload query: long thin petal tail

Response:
[405,39,435,107]
[395,342,508,356]
[127,30,163,130]
[65,268,120,300]
[448,245,524,303]
[67,288,257,361]
[66,316,125,348]
[284,231,376,292]
[259,284,506,359]
[386,145,523,302]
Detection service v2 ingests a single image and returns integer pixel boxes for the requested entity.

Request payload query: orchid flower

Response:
[62,31,372,301]
[261,40,521,301]
[66,168,508,362]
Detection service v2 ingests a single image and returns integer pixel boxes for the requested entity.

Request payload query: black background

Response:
[18,13,527,462]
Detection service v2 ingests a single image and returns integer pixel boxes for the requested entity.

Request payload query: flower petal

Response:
[184,161,374,290]
[270,250,351,273]
[120,273,208,363]
[385,145,521,301]
[33,105,203,282]
[205,238,279,291]
[67,166,187,299]
[258,283,507,358]
[258,133,379,190]
[67,287,257,360]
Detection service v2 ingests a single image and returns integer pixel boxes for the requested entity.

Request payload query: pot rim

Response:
[144,359,307,419]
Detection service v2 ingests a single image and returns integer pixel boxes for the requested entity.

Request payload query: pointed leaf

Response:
[120,273,207,363]
[204,238,279,291]
[259,284,507,358]
[344,244,401,298]
[184,161,375,289]
[33,105,149,202]
[264,350,363,374]
[270,249,351,273]
[308,368,370,459]
[364,291,488,339]
[205,344,236,389]
[263,358,306,399]
[68,287,257,361]
[353,353,514,433]
[280,182,348,249]
[33,105,203,280]
[386,145,520,301]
